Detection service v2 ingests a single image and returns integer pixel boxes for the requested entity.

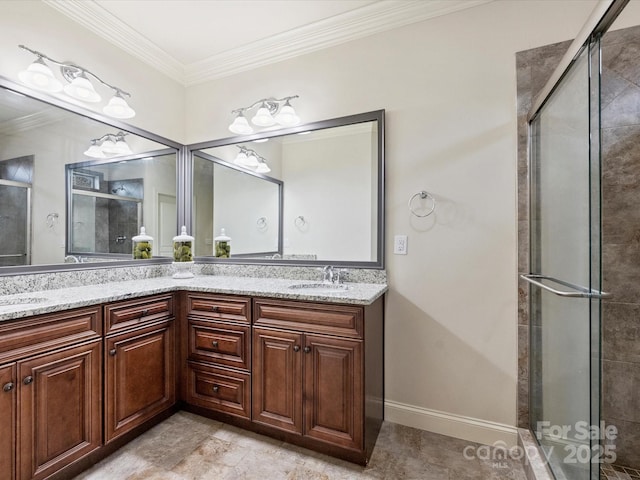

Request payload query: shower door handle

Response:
[520,274,611,299]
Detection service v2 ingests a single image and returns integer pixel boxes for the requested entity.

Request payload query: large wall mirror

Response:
[0,77,181,274]
[189,110,385,268]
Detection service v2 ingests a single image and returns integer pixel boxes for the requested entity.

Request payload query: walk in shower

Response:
[518,1,640,479]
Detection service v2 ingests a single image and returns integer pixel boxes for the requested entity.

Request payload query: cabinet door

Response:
[105,320,175,442]
[304,335,363,450]
[0,363,16,480]
[252,328,303,434]
[18,340,102,480]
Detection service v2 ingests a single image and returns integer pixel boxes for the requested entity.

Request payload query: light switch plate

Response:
[394,235,408,255]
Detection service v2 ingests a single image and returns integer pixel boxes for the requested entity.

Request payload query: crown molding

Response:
[43,0,492,86]
[42,0,185,83]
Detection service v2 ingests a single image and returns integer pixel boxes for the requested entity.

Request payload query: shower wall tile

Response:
[602,360,640,424]
[602,244,640,303]
[602,302,640,364]
[602,416,640,470]
[601,83,640,129]
[602,126,640,187]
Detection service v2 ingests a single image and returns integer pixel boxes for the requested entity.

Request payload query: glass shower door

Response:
[0,181,31,266]
[525,40,604,480]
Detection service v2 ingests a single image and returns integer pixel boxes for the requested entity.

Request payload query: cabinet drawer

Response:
[0,307,101,365]
[186,362,250,419]
[104,294,174,334]
[189,320,250,370]
[187,294,250,323]
[253,299,363,338]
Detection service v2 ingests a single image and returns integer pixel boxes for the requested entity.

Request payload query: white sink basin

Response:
[288,283,349,293]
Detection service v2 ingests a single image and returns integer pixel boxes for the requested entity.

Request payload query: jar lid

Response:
[214,228,231,242]
[132,226,153,242]
[173,225,194,242]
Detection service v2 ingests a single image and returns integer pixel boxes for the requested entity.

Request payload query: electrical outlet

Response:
[394,235,408,255]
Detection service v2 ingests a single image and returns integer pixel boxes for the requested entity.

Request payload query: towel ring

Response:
[408,191,436,218]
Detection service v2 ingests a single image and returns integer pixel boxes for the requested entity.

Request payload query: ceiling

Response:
[42,0,491,86]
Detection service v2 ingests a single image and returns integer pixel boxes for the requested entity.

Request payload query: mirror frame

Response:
[187,109,385,269]
[0,75,185,276]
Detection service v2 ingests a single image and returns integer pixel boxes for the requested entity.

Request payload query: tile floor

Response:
[73,412,527,479]
[601,464,640,480]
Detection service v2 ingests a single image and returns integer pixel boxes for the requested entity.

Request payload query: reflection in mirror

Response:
[193,153,282,258]
[66,151,177,259]
[190,110,384,267]
[0,78,179,272]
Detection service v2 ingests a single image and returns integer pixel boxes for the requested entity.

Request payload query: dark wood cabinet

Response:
[18,340,102,480]
[104,295,176,443]
[0,307,102,480]
[0,363,16,480]
[252,298,383,464]
[183,294,252,421]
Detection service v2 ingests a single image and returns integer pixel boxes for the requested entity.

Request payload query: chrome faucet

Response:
[322,265,334,283]
[64,255,80,263]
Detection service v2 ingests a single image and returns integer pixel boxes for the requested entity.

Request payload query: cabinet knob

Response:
[293,345,300,352]
[212,385,220,393]
[23,376,33,385]
[304,346,311,354]
[212,340,219,348]
[2,382,14,392]
[109,349,117,356]
[211,306,219,313]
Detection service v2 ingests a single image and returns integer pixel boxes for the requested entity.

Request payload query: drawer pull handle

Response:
[141,309,149,317]
[293,345,300,352]
[23,376,33,385]
[211,306,219,313]
[212,385,220,393]
[304,346,311,354]
[109,349,117,356]
[2,382,14,392]
[212,340,219,348]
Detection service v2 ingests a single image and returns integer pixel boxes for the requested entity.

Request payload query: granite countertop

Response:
[0,275,388,322]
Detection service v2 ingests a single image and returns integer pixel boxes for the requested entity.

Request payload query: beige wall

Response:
[0,0,613,447]
[185,0,599,445]
[0,1,185,142]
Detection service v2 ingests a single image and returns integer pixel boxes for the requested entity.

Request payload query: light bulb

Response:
[18,58,62,93]
[229,114,253,135]
[103,93,135,119]
[63,73,101,103]
[251,105,276,127]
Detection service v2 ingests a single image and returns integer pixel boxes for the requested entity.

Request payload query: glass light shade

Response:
[99,138,117,154]
[63,74,101,103]
[234,151,249,166]
[229,114,253,135]
[83,144,106,158]
[274,104,300,126]
[112,139,132,155]
[18,59,63,93]
[255,162,271,174]
[245,153,259,167]
[251,106,276,127]
[103,94,135,119]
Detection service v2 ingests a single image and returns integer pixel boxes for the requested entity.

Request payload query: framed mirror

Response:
[0,76,181,274]
[189,110,385,268]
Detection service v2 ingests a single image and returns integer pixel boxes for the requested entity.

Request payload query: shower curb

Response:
[518,428,554,480]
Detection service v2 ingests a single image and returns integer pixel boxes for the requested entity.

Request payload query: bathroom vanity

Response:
[0,275,385,479]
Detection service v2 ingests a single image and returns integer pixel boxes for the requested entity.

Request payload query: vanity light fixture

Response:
[234,145,270,172]
[229,95,300,134]
[18,45,136,119]
[84,132,132,158]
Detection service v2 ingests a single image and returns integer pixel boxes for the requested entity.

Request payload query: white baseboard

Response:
[385,399,518,447]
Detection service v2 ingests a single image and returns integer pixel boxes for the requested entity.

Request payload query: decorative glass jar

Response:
[132,226,153,259]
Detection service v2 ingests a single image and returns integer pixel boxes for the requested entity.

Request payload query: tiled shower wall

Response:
[516,26,640,469]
